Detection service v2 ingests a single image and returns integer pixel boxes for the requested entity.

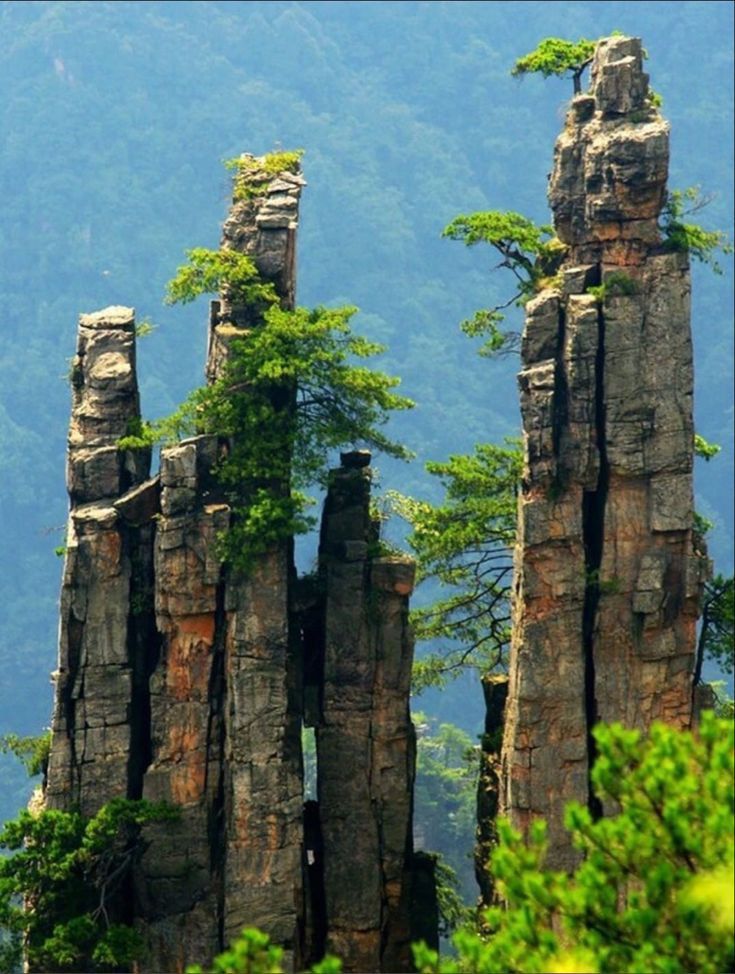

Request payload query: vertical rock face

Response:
[46,306,152,817]
[500,37,709,870]
[316,452,417,973]
[44,158,426,972]
[211,157,306,970]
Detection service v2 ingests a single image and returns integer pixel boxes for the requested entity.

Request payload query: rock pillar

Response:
[316,451,418,973]
[46,306,151,817]
[44,156,427,972]
[137,157,307,971]
[500,36,709,870]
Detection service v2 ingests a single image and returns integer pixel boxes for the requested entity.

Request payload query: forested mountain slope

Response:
[0,1,732,829]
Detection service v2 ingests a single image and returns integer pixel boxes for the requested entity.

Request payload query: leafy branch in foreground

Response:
[415,713,734,974]
[392,441,520,689]
[0,798,178,972]
[442,212,565,357]
[186,926,342,974]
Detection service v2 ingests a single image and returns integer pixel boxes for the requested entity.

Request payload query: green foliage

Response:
[415,714,735,974]
[698,574,734,677]
[186,927,286,974]
[186,926,342,974]
[0,798,178,972]
[434,857,471,938]
[443,213,563,355]
[117,417,158,451]
[0,730,51,779]
[392,441,520,688]
[165,247,278,307]
[660,187,733,273]
[511,37,596,94]
[160,241,413,572]
[586,271,638,303]
[134,316,156,339]
[413,713,478,911]
[693,510,714,535]
[155,301,412,572]
[224,150,304,200]
[694,432,721,461]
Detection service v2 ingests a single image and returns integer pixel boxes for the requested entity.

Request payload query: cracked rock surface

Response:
[499,36,709,871]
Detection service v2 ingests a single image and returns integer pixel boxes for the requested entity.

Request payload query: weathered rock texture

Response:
[46,306,152,818]
[44,158,429,973]
[499,37,710,871]
[316,451,418,972]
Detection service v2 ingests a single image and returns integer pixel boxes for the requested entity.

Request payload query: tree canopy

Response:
[660,187,734,274]
[392,442,520,688]
[511,37,597,94]
[128,203,414,574]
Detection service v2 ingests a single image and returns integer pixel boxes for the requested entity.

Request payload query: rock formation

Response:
[44,157,432,973]
[498,36,710,871]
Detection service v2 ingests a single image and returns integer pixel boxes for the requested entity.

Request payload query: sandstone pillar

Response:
[46,306,151,817]
[317,452,418,973]
[500,36,709,869]
[44,156,427,972]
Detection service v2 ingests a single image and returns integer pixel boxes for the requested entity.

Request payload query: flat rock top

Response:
[79,306,135,330]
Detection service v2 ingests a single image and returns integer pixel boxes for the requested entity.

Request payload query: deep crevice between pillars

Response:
[303,798,327,966]
[297,566,327,966]
[62,609,84,801]
[207,573,228,954]
[126,523,159,801]
[581,289,608,821]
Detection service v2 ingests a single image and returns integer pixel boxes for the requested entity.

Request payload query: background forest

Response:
[0,0,732,906]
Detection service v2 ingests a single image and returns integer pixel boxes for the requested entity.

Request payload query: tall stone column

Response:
[136,434,227,971]
[46,306,151,817]
[316,451,418,973]
[500,37,709,869]
[136,156,307,971]
[43,156,429,972]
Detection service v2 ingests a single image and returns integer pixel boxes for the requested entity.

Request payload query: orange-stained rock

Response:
[45,308,151,819]
[499,35,709,873]
[44,157,425,974]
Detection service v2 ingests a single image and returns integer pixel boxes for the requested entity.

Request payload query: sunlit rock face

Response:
[499,36,709,873]
[43,159,428,973]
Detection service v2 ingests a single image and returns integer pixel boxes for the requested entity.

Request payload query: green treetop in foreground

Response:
[416,713,734,974]
[0,798,178,972]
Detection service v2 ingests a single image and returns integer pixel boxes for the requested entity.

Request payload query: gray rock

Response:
[500,35,702,873]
